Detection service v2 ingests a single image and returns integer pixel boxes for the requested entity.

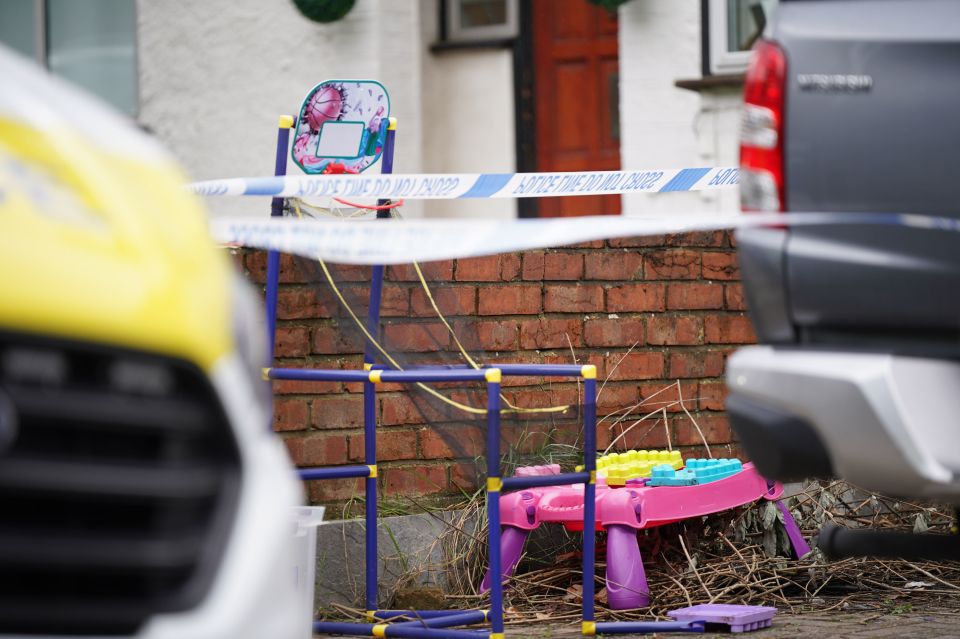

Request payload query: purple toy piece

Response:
[480,526,528,593]
[606,524,650,608]
[668,604,776,633]
[776,500,812,558]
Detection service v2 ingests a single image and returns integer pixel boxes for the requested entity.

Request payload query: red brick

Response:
[596,384,640,412]
[646,316,702,346]
[383,322,450,351]
[584,251,643,280]
[568,240,605,249]
[277,288,333,319]
[519,318,583,350]
[702,252,740,280]
[380,394,425,426]
[283,433,349,466]
[725,283,747,311]
[501,254,521,281]
[311,395,364,430]
[543,253,584,280]
[667,231,725,247]
[605,352,664,380]
[637,381,699,414]
[583,318,644,347]
[667,350,726,378]
[606,416,672,450]
[245,251,311,284]
[419,426,485,459]
[327,264,370,282]
[698,381,728,411]
[349,429,418,462]
[273,399,308,432]
[674,413,733,447]
[381,286,410,316]
[272,378,340,395]
[274,326,310,357]
[644,249,701,280]
[522,251,545,280]
[475,320,520,351]
[478,284,542,315]
[308,477,363,502]
[454,256,500,282]
[608,235,668,248]
[381,465,447,496]
[666,283,724,310]
[450,463,479,491]
[704,315,756,344]
[411,286,476,316]
[506,386,579,411]
[606,283,665,312]
[543,284,604,312]
[312,324,365,355]
[387,261,454,282]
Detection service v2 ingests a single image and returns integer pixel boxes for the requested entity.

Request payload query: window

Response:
[445,0,519,43]
[0,0,137,116]
[705,0,778,75]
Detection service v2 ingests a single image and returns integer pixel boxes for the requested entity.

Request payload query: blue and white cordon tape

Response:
[209,212,958,266]
[189,167,740,199]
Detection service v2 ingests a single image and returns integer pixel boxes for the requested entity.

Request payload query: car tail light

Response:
[740,39,787,212]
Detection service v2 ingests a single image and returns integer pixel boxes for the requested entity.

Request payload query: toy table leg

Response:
[606,524,650,609]
[480,526,529,593]
[776,500,812,558]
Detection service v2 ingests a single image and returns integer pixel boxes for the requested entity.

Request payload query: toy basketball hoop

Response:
[291,80,390,174]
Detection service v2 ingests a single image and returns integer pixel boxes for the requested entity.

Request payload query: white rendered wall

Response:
[137,0,425,218]
[618,0,741,216]
[419,0,516,219]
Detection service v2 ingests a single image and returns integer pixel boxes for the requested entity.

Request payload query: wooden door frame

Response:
[513,0,538,218]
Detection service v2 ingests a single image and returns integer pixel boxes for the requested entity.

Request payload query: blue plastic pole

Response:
[594,620,705,634]
[502,471,591,490]
[373,610,481,621]
[485,371,504,637]
[391,611,488,628]
[583,374,598,630]
[299,465,371,481]
[364,377,378,614]
[265,116,293,363]
[365,118,396,368]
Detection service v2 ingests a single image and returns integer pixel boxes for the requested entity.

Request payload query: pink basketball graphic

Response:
[304,85,344,131]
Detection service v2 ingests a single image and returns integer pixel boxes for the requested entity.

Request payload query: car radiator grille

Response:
[0,332,241,636]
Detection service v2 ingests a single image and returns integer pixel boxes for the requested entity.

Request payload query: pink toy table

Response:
[481,462,809,609]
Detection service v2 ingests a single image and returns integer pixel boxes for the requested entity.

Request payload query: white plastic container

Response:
[291,506,325,623]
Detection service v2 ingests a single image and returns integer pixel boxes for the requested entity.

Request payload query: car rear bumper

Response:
[727,346,960,501]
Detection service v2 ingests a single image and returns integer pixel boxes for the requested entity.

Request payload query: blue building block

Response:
[646,458,743,487]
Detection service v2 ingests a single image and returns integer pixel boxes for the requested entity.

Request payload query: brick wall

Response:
[240,231,756,505]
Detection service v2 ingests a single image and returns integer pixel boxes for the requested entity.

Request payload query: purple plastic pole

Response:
[265,116,293,364]
[485,373,504,637]
[364,378,378,614]
[776,500,812,558]
[365,119,395,368]
[391,611,488,628]
[479,525,529,592]
[583,374,597,626]
[605,525,650,609]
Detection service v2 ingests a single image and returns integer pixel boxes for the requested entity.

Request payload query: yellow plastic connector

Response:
[482,610,490,622]
[372,623,388,638]
[387,117,398,130]
[278,114,294,128]
[589,470,596,485]
[581,364,597,379]
[261,367,272,381]
[367,465,378,478]
[485,368,502,383]
[365,611,377,621]
[582,621,597,635]
[363,362,373,371]
[489,634,505,639]
[487,477,503,493]
[368,370,383,384]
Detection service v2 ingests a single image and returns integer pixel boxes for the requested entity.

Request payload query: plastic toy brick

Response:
[668,604,777,633]
[583,449,683,486]
[646,458,743,487]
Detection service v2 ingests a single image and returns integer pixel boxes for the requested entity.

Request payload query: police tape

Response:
[189,167,740,199]
[209,212,958,266]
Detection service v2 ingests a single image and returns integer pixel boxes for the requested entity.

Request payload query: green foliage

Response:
[291,0,356,23]
[585,0,633,12]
